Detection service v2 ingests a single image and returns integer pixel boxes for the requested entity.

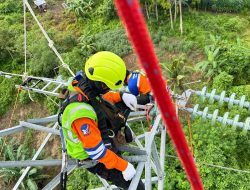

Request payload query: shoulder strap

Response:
[58,93,88,127]
[99,98,126,135]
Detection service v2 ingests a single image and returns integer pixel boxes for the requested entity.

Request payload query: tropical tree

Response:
[141,0,151,20]
[178,0,188,34]
[154,0,159,22]
[174,0,177,22]
[66,0,94,19]
[78,32,96,54]
[95,0,117,21]
[169,0,173,29]
[161,54,196,93]
[179,0,183,34]
[158,0,173,29]
[196,44,223,80]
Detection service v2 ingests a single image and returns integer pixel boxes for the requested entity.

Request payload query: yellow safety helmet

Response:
[85,51,126,90]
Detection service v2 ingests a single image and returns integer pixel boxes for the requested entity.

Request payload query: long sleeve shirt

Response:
[102,72,151,104]
[72,118,128,171]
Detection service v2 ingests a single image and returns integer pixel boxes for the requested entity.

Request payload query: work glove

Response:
[122,162,136,181]
[122,93,137,111]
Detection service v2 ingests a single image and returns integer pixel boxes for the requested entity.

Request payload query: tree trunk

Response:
[155,0,158,22]
[169,1,173,30]
[174,0,177,22]
[179,0,183,35]
[145,1,150,20]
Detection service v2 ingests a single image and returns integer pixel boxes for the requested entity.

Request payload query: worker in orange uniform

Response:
[59,51,145,189]
[103,69,153,119]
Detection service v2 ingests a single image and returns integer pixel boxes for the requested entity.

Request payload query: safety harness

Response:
[59,74,127,144]
[59,93,127,138]
[57,74,128,190]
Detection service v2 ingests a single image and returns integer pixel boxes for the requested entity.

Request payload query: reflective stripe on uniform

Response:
[137,74,141,88]
[67,130,79,143]
[84,141,107,160]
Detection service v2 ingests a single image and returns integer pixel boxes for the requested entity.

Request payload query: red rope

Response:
[115,1,204,189]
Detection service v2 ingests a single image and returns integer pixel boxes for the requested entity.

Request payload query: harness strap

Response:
[75,75,113,147]
[59,74,128,151]
[99,99,126,135]
[90,98,112,147]
[59,127,68,190]
[60,171,67,190]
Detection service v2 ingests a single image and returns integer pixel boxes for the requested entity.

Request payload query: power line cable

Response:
[166,154,250,174]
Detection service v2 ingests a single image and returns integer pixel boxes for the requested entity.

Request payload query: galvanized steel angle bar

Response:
[0,125,26,137]
[97,176,113,190]
[0,160,75,168]
[117,145,146,155]
[42,165,76,190]
[13,122,59,190]
[27,115,57,124]
[128,162,145,190]
[19,121,60,135]
[158,126,166,190]
[145,132,152,190]
[151,141,164,178]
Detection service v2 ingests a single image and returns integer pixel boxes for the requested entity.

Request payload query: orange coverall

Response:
[72,118,128,171]
[103,72,151,103]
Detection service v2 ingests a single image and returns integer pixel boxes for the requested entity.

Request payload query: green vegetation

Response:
[0,0,250,189]
[0,132,49,190]
[67,168,101,190]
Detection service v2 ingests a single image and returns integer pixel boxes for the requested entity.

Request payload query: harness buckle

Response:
[108,129,115,138]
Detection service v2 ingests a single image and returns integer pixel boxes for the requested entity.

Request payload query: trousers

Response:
[87,163,145,190]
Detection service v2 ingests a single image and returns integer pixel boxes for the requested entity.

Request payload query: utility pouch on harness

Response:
[58,94,112,148]
[99,98,127,135]
[99,99,134,144]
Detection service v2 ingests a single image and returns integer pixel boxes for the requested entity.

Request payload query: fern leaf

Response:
[27,179,38,190]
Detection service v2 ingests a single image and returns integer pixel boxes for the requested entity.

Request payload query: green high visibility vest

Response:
[61,102,97,160]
